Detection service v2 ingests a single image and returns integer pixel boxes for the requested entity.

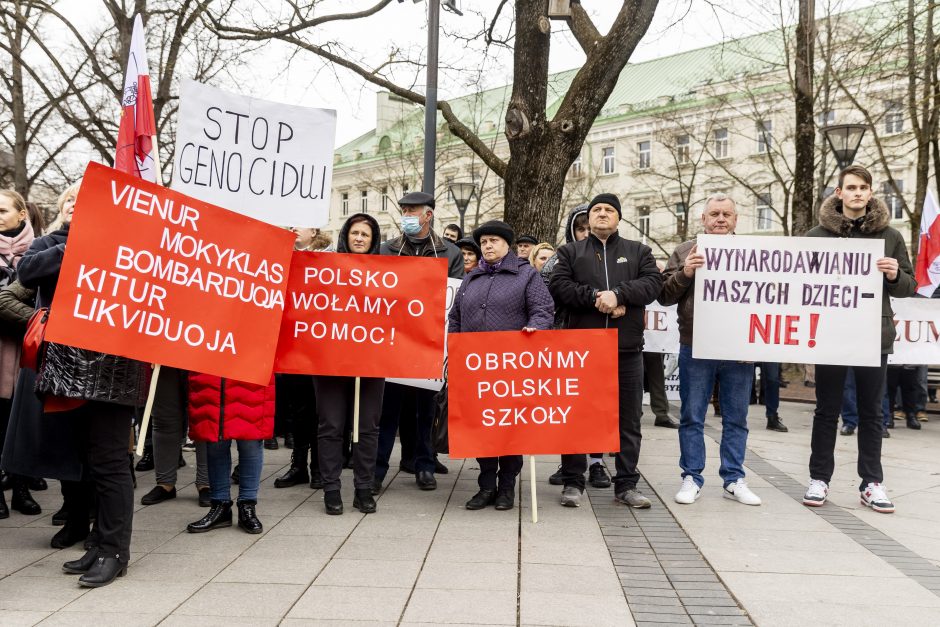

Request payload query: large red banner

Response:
[44,162,295,385]
[274,252,447,377]
[447,329,620,458]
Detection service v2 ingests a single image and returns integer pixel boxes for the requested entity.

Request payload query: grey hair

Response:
[703,193,736,213]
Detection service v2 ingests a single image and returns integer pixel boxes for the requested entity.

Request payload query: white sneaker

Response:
[674,476,701,504]
[803,479,829,507]
[723,479,761,506]
[860,482,895,513]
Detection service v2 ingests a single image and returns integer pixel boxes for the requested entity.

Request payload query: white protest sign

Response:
[172,79,336,227]
[692,234,884,366]
[644,301,679,354]
[888,297,940,364]
[387,277,463,391]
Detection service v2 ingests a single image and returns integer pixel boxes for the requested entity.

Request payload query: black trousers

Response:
[73,401,135,562]
[151,366,187,486]
[375,383,434,480]
[810,357,887,491]
[886,366,919,417]
[643,351,670,420]
[276,374,319,470]
[477,456,523,491]
[313,376,384,491]
[562,351,643,491]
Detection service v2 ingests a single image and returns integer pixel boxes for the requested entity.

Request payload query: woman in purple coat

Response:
[447,220,554,511]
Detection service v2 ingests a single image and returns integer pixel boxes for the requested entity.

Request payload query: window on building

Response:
[756,193,773,231]
[602,146,616,174]
[570,154,583,178]
[675,201,687,236]
[713,128,729,158]
[637,141,651,169]
[885,100,904,134]
[757,120,773,154]
[341,192,349,216]
[676,134,691,164]
[381,186,389,211]
[360,190,368,213]
[817,110,835,126]
[637,205,650,243]
[882,180,904,219]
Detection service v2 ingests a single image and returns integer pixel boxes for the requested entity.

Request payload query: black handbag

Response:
[432,376,449,455]
[35,342,150,406]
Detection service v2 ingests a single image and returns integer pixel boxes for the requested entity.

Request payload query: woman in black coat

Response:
[12,185,149,588]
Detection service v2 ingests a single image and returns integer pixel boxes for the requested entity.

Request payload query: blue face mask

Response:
[401,215,422,236]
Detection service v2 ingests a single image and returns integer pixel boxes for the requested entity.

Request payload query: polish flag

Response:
[915,190,940,296]
[113,14,158,182]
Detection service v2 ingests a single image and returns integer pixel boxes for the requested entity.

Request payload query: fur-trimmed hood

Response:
[818,194,891,236]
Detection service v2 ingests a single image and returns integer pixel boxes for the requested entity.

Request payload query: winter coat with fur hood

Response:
[806,194,916,353]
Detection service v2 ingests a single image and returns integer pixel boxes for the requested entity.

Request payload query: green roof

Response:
[334,0,901,167]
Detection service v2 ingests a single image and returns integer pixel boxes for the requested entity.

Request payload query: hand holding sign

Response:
[683,243,703,278]
[877,257,899,281]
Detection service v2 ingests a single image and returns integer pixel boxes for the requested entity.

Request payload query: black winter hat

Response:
[472,220,515,247]
[588,193,622,219]
[516,234,538,245]
[455,237,482,259]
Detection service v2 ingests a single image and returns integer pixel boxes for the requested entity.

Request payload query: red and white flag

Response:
[915,190,940,296]
[114,14,158,182]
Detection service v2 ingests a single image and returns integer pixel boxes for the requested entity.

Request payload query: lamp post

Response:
[449,181,477,231]
[822,124,868,170]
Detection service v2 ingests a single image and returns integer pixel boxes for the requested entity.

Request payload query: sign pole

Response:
[529,455,538,524]
[353,376,361,444]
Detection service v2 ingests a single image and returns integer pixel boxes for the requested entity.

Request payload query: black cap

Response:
[588,193,622,219]
[473,220,515,247]
[516,234,538,245]
[398,191,435,209]
[455,237,482,259]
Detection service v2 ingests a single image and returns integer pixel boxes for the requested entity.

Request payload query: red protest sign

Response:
[447,329,620,458]
[44,162,295,385]
[274,251,447,377]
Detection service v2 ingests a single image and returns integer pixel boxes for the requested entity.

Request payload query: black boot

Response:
[466,489,496,510]
[495,487,515,511]
[28,477,47,491]
[51,504,68,526]
[237,500,263,534]
[135,448,154,471]
[51,522,90,549]
[63,548,99,574]
[186,500,233,533]
[274,451,309,488]
[324,490,343,515]
[353,488,376,514]
[11,477,41,515]
[0,488,8,519]
[766,414,789,433]
[78,556,126,588]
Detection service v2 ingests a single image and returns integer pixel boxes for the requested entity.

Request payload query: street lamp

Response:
[822,124,868,170]
[449,181,477,231]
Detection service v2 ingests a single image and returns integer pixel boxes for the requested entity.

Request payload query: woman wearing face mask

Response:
[0,190,37,519]
[315,213,385,514]
[448,220,554,511]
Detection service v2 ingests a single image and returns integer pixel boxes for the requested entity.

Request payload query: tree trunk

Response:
[791,0,815,236]
[503,150,570,241]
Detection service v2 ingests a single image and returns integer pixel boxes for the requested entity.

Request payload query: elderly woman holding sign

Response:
[448,220,554,511]
[314,213,385,515]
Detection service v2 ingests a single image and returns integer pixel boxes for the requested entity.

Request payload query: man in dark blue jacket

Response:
[549,193,663,508]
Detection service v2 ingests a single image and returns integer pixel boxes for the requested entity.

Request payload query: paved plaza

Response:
[2,400,940,626]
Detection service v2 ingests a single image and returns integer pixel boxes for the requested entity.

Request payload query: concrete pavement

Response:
[1,400,940,626]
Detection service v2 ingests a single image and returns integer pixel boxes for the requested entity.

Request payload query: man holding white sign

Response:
[661,194,762,507]
[803,165,915,514]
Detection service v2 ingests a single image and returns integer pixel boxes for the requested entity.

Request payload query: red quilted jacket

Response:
[188,373,275,442]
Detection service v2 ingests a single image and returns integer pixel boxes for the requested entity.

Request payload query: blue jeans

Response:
[206,439,263,502]
[678,345,753,488]
[842,368,858,428]
[760,363,780,417]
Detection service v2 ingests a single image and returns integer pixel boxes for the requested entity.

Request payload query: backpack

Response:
[0,254,15,289]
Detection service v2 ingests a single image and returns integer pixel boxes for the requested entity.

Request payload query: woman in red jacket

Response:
[185,374,274,534]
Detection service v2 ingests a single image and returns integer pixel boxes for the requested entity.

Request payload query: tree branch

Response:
[567,1,601,54]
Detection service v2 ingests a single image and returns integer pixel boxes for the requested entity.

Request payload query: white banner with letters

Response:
[644,301,679,354]
[387,277,463,391]
[172,79,336,227]
[888,297,940,364]
[692,234,884,366]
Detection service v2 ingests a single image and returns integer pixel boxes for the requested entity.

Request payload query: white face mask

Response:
[401,215,422,235]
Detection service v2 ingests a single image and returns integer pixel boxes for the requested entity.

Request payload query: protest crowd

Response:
[1,158,933,591]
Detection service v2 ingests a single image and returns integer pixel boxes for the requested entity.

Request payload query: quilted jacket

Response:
[188,373,275,442]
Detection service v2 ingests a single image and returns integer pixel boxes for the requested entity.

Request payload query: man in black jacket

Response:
[549,193,663,508]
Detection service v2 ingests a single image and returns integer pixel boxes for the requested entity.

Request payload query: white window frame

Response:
[756,193,773,231]
[602,146,616,175]
[882,180,904,219]
[713,128,728,158]
[360,190,368,213]
[637,205,650,244]
[341,192,349,216]
[884,100,904,135]
[676,134,690,164]
[637,141,651,169]
[757,120,773,154]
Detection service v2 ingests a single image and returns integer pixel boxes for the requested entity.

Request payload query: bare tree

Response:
[211,1,660,242]
[791,0,815,235]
